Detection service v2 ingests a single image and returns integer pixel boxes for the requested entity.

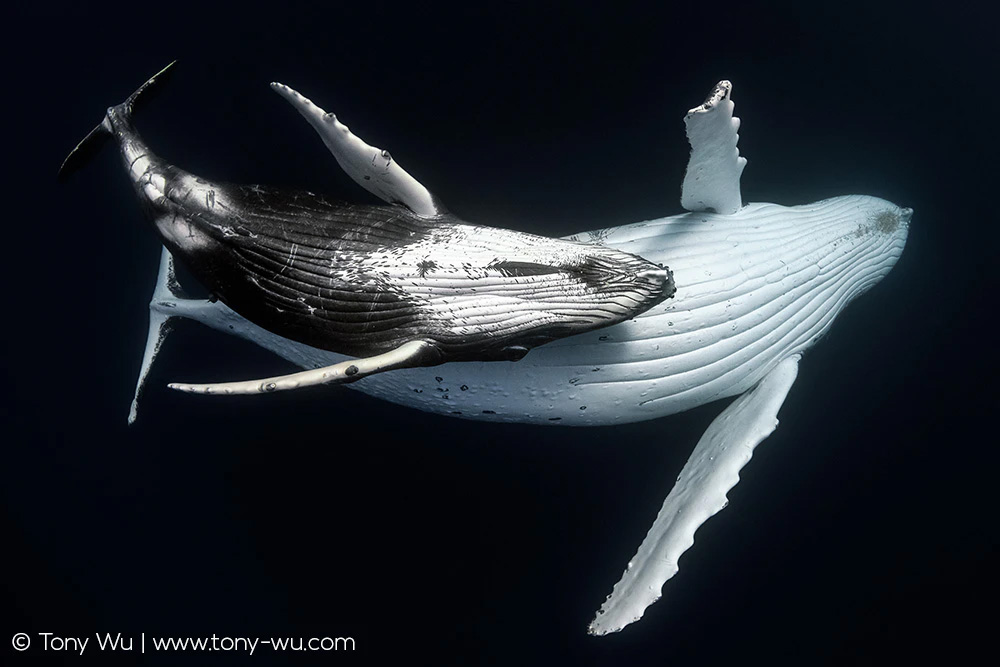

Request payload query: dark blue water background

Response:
[4,3,996,665]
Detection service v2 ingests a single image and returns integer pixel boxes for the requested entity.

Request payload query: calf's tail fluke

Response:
[57,60,177,182]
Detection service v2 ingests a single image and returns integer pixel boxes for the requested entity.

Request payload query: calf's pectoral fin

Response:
[168,339,442,396]
[588,354,800,636]
[270,82,444,218]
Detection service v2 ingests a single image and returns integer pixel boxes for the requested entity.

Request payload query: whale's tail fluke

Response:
[129,244,227,425]
[130,246,183,425]
[58,61,177,181]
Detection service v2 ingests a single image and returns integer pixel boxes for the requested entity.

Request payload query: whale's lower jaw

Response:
[154,194,908,426]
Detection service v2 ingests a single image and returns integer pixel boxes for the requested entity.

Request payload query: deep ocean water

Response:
[3,3,996,665]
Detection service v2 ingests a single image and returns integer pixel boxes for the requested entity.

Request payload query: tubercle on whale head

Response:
[873,201,911,248]
[814,196,911,312]
[874,206,912,235]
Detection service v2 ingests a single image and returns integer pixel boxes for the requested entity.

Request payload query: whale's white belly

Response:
[183,194,906,426]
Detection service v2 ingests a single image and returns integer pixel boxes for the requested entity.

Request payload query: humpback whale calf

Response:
[62,66,910,635]
[61,63,674,395]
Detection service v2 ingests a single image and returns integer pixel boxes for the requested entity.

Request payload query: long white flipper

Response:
[167,340,440,395]
[680,80,746,215]
[270,83,443,217]
[589,354,800,635]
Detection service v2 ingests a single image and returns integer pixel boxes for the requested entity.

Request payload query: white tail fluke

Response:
[129,247,184,424]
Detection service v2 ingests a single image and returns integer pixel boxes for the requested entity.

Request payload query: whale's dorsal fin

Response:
[680,80,746,215]
[167,340,442,395]
[271,83,445,218]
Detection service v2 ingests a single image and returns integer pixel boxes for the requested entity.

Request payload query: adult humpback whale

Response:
[63,68,909,635]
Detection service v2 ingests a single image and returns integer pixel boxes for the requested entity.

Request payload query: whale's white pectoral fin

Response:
[168,340,440,396]
[680,80,747,215]
[588,354,800,635]
[270,82,444,218]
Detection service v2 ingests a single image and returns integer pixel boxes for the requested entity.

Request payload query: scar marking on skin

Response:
[274,242,299,279]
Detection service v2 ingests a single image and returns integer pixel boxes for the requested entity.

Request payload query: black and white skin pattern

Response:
[105,104,673,367]
[65,68,910,636]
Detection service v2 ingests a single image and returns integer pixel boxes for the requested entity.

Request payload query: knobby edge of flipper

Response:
[58,61,177,182]
[588,354,800,635]
[167,339,444,396]
[270,82,446,218]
